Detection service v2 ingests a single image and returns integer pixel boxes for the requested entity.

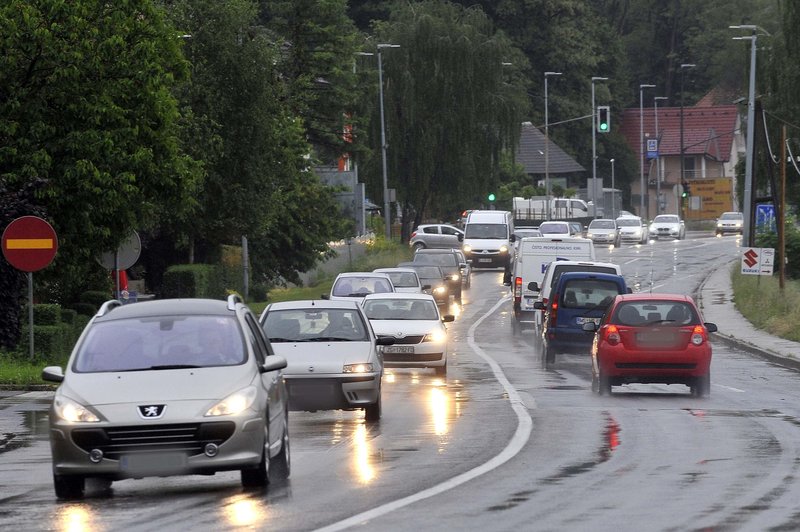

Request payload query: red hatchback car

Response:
[582,293,718,396]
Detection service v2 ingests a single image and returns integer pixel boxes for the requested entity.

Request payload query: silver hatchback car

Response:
[42,295,290,499]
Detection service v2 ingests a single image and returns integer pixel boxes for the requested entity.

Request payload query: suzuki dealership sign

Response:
[741,247,775,276]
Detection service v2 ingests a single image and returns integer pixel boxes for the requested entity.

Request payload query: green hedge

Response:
[19,323,71,361]
[81,290,111,307]
[33,304,61,325]
[70,302,98,317]
[162,264,223,299]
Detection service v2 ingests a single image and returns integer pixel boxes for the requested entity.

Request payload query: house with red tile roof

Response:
[618,94,744,220]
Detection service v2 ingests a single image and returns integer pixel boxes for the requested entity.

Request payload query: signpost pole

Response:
[28,272,34,360]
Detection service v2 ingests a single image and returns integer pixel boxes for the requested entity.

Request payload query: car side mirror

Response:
[528,281,539,291]
[442,315,455,323]
[533,301,545,310]
[42,366,64,383]
[582,322,597,332]
[510,234,516,242]
[261,355,288,373]
[422,284,431,290]
[704,322,718,333]
[457,233,464,242]
[376,336,395,346]
[459,262,467,269]
[321,294,329,300]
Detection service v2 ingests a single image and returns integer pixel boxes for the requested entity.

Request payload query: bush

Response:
[162,264,221,298]
[33,304,61,325]
[81,290,112,307]
[70,302,97,317]
[60,308,77,326]
[755,218,800,279]
[19,323,71,361]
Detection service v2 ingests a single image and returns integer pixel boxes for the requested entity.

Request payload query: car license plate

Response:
[384,346,414,354]
[636,331,676,346]
[523,297,536,310]
[120,452,187,473]
[576,317,601,325]
[478,258,493,263]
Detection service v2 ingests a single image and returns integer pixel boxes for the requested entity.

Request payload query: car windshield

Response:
[263,308,368,342]
[413,253,457,267]
[589,220,615,229]
[332,276,392,297]
[400,265,443,279]
[654,215,679,223]
[464,223,507,239]
[515,229,541,238]
[550,265,618,289]
[616,218,640,227]
[612,301,699,326]
[363,299,439,320]
[560,279,622,309]
[381,271,418,288]
[720,212,743,220]
[538,223,570,234]
[72,316,246,373]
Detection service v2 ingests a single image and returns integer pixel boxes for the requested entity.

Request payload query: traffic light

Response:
[681,181,691,198]
[597,106,611,133]
[488,192,496,202]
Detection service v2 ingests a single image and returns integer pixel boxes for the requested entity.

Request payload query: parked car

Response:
[615,216,649,244]
[412,248,465,301]
[362,293,454,376]
[397,262,450,305]
[373,267,424,293]
[649,214,685,239]
[326,272,395,303]
[260,300,392,421]
[715,211,744,235]
[586,219,620,246]
[409,224,464,251]
[536,272,630,364]
[537,221,572,236]
[41,295,290,499]
[582,293,717,396]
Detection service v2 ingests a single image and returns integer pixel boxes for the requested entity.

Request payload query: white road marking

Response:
[315,295,533,531]
[712,383,745,393]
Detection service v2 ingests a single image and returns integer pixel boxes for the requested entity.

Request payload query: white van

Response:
[507,237,595,333]
[462,210,515,280]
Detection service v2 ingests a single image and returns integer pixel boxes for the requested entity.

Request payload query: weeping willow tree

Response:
[366,0,529,238]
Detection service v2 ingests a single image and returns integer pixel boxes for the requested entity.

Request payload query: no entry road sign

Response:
[2,216,59,272]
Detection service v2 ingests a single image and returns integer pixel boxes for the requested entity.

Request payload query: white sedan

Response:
[260,300,393,422]
[649,214,685,239]
[362,293,454,376]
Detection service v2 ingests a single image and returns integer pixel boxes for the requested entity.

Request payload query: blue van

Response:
[535,272,630,364]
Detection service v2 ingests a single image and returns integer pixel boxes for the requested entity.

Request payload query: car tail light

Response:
[411,231,417,238]
[604,324,620,346]
[514,277,522,301]
[549,297,558,327]
[691,325,706,345]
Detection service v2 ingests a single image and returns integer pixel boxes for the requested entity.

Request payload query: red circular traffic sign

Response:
[2,216,59,272]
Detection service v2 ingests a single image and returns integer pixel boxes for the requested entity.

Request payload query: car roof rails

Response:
[96,300,123,317]
[227,293,244,311]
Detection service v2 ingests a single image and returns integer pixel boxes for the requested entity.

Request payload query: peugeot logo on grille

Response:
[138,405,165,419]
[396,332,405,338]
[308,365,315,373]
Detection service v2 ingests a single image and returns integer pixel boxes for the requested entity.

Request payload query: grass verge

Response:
[731,265,800,341]
[0,355,63,389]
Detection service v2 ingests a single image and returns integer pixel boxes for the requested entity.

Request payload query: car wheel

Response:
[270,413,291,481]
[412,242,425,252]
[465,274,471,288]
[591,370,600,394]
[598,368,612,395]
[54,474,85,499]
[544,344,555,365]
[241,426,270,488]
[435,360,447,377]
[365,389,382,422]
[511,316,520,336]
[692,373,711,398]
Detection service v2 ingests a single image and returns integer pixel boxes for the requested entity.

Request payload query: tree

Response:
[0,0,200,305]
[366,1,530,236]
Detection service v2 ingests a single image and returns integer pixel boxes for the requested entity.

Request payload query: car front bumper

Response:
[284,374,381,412]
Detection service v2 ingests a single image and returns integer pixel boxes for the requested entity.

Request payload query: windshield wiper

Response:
[307,336,354,342]
[147,364,202,370]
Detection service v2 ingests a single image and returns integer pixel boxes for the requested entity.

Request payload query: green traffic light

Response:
[488,193,496,202]
[599,123,608,131]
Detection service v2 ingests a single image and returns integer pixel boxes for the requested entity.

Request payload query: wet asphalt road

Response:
[5,233,800,531]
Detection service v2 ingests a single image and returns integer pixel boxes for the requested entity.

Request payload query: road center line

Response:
[315,294,533,531]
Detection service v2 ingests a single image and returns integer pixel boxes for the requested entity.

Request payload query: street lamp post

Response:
[654,96,668,216]
[610,158,616,219]
[591,76,608,218]
[731,25,764,246]
[679,64,696,219]
[377,43,400,240]
[544,71,562,221]
[639,84,655,219]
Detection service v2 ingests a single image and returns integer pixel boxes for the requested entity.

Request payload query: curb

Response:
[697,261,800,373]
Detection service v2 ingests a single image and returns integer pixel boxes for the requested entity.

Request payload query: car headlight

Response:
[499,245,508,253]
[54,396,100,423]
[423,330,447,343]
[462,245,472,254]
[206,386,257,416]
[343,363,374,373]
[450,273,460,281]
[433,286,447,294]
